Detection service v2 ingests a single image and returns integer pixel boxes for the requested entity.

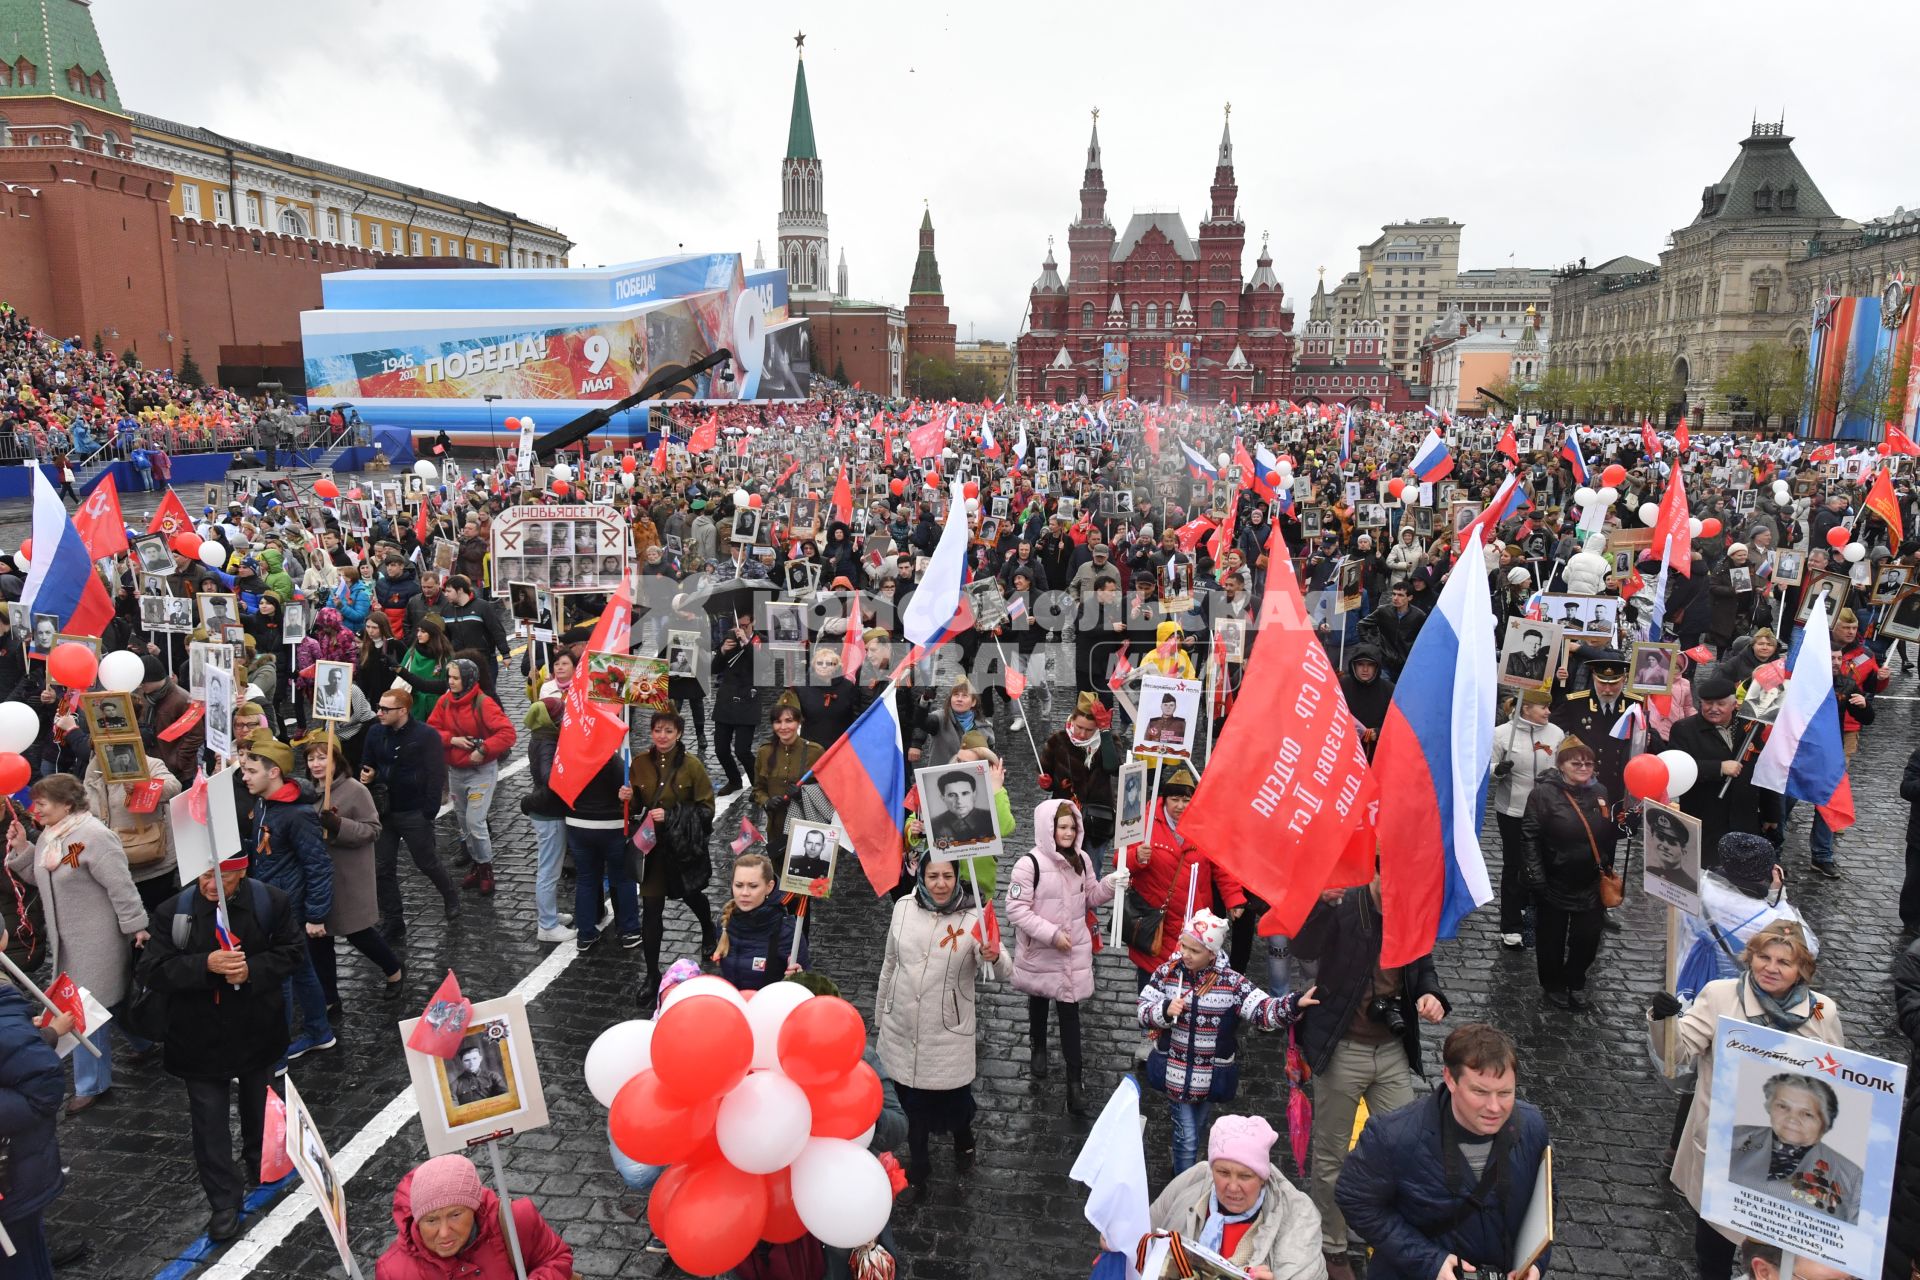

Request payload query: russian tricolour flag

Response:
[1340,405,1355,463]
[1753,595,1854,832]
[1179,441,1219,484]
[1373,527,1497,967]
[813,685,909,895]
[1559,431,1590,486]
[1409,429,1454,482]
[21,468,114,638]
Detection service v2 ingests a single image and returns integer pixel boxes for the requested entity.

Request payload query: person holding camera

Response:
[1290,878,1450,1280]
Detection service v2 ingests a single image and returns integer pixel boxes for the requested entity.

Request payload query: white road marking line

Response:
[203,752,560,1279]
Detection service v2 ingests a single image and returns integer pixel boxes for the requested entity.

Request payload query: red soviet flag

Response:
[1180,533,1377,939]
[405,970,472,1059]
[72,472,128,560]
[688,414,719,454]
[830,462,853,527]
[549,575,634,805]
[1651,463,1693,578]
[148,488,193,538]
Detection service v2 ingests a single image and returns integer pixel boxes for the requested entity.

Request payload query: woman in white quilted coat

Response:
[874,855,1010,1205]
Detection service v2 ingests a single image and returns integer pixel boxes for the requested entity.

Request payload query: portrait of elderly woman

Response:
[1728,1073,1862,1223]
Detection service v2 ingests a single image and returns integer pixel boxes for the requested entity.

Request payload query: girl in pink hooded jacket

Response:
[1008,797,1131,1118]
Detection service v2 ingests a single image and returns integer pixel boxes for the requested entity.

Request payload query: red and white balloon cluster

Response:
[583,977,894,1276]
[1624,749,1701,803]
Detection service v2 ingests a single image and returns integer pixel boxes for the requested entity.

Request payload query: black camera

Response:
[1366,995,1407,1038]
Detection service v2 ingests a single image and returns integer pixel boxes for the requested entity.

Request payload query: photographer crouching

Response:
[1291,878,1451,1280]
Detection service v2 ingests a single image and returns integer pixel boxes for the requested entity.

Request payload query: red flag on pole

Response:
[907,419,945,462]
[1495,423,1519,463]
[549,576,635,805]
[1180,535,1378,938]
[405,970,473,1059]
[830,462,853,527]
[44,973,87,1034]
[1641,420,1663,458]
[688,414,719,454]
[72,471,128,560]
[1865,467,1904,545]
[1886,424,1920,456]
[652,436,670,474]
[148,488,193,538]
[413,497,430,548]
[1674,420,1691,453]
[1651,463,1693,577]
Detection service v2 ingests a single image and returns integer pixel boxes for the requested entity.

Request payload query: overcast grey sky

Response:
[98,1,1920,344]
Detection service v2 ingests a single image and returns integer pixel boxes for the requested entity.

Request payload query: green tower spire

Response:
[0,0,123,112]
[785,31,816,160]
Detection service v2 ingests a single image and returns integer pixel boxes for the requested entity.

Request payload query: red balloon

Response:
[652,995,752,1105]
[609,1070,721,1165]
[551,479,570,497]
[1879,441,1893,456]
[621,454,638,473]
[962,481,980,500]
[777,995,867,1087]
[1699,518,1722,538]
[807,1059,883,1139]
[1623,753,1669,801]
[503,416,521,432]
[663,1160,767,1276]
[16,539,30,563]
[889,478,905,497]
[1825,526,1850,549]
[47,642,98,690]
[347,487,364,501]
[747,494,763,509]
[646,1162,694,1248]
[762,1168,806,1244]
[0,753,30,794]
[1386,479,1406,500]
[313,478,339,499]
[1601,464,1628,488]
[170,532,202,559]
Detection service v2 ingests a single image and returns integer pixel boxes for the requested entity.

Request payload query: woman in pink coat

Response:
[376,1153,572,1280]
[1008,798,1130,1118]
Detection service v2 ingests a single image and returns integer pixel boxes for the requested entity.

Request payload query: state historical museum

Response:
[1016,111,1295,404]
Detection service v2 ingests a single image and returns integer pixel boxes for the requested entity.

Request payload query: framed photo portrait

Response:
[134,535,175,577]
[1640,800,1702,914]
[400,994,550,1157]
[1335,559,1364,615]
[27,612,58,658]
[1771,549,1804,587]
[160,596,196,635]
[95,734,149,784]
[784,559,821,599]
[1112,759,1150,852]
[204,664,235,759]
[1627,641,1678,696]
[913,759,1004,866]
[1214,617,1248,663]
[281,1078,353,1275]
[509,581,540,623]
[779,819,839,898]
[80,691,136,739]
[1796,574,1850,625]
[1498,619,1562,691]
[1728,566,1754,594]
[732,507,764,546]
[1299,509,1323,540]
[1870,563,1909,605]
[965,578,1009,630]
[1131,674,1202,760]
[310,660,354,723]
[1539,594,1620,633]
[1883,589,1920,642]
[665,630,702,679]
[765,601,807,651]
[281,600,308,647]
[197,593,240,632]
[1160,562,1195,614]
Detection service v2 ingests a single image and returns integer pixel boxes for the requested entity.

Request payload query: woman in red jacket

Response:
[427,659,517,897]
[1125,766,1246,998]
[376,1153,572,1280]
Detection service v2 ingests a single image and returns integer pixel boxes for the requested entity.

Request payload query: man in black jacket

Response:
[359,688,458,941]
[436,574,510,697]
[138,854,305,1242]
[1357,583,1426,680]
[1664,674,1765,869]
[1292,880,1452,1280]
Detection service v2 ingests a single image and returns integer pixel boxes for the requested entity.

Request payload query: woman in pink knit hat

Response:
[1148,1113,1327,1280]
[376,1153,573,1279]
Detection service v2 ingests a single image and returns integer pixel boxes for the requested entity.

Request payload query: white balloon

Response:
[583,1020,655,1108]
[790,1138,893,1249]
[1656,749,1699,799]
[413,459,439,480]
[1574,486,1597,508]
[1687,517,1703,536]
[965,497,979,513]
[1276,458,1294,476]
[1639,505,1660,526]
[1216,451,1230,467]
[1772,482,1791,503]
[744,981,813,1072]
[715,1071,812,1174]
[98,650,146,693]
[733,488,752,508]
[9,547,26,570]
[200,543,227,570]
[551,463,573,483]
[1843,542,1866,563]
[0,703,37,754]
[659,974,748,1016]
[520,417,536,431]
[1597,486,1619,505]
[619,471,636,489]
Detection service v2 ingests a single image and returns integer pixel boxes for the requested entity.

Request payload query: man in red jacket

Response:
[428,658,516,896]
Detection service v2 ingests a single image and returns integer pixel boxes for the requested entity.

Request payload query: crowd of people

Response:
[0,364,1916,1280]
